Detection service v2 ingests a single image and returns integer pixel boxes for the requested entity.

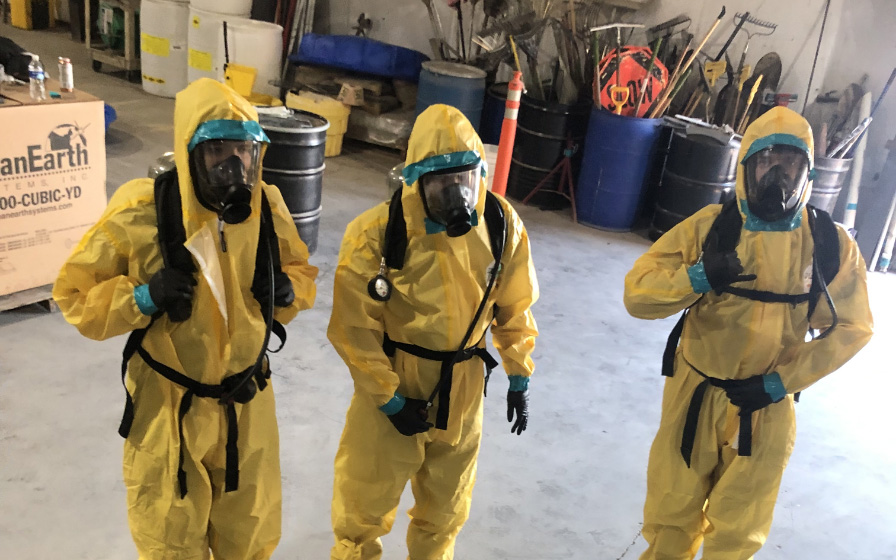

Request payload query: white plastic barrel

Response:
[187,8,283,97]
[223,18,283,97]
[189,0,250,16]
[140,0,190,98]
[187,8,225,84]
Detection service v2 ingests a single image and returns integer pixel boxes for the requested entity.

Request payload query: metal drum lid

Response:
[258,108,329,134]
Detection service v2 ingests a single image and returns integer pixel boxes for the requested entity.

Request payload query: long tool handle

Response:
[634,38,662,117]
[737,74,763,134]
[456,5,466,61]
[647,39,691,117]
[651,7,726,117]
[714,12,748,61]
[223,21,230,66]
[830,118,872,158]
[615,27,623,88]
[845,66,896,157]
[658,66,693,116]
[592,29,602,108]
[870,67,896,118]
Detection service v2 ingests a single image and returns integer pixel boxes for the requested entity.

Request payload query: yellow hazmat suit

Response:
[328,105,539,560]
[53,78,318,559]
[624,107,873,560]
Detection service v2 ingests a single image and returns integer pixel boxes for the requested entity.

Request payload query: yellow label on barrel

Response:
[189,49,213,72]
[141,33,170,58]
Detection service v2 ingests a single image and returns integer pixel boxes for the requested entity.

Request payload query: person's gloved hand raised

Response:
[725,373,787,411]
[507,390,528,435]
[148,268,196,321]
[252,270,295,307]
[701,229,757,293]
[385,396,433,436]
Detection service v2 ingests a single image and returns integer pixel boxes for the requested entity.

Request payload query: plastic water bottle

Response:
[58,57,74,93]
[28,55,46,101]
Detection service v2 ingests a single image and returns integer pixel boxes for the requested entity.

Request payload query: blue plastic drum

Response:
[415,61,487,131]
[576,109,665,231]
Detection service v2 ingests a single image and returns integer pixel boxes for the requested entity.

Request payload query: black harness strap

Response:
[679,359,759,467]
[382,334,500,429]
[380,190,507,429]
[662,312,687,378]
[720,287,811,305]
[130,344,270,497]
[383,187,410,271]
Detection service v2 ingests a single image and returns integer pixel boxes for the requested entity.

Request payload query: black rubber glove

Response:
[386,397,433,436]
[702,230,756,293]
[507,390,529,435]
[725,374,786,411]
[148,268,196,322]
[252,271,295,308]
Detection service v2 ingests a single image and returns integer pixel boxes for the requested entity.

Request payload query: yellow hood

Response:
[402,104,488,233]
[173,78,266,237]
[736,106,815,214]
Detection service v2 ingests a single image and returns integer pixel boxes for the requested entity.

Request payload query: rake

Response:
[727,12,777,125]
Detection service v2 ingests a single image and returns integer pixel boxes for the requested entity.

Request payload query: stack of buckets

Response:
[139,0,283,98]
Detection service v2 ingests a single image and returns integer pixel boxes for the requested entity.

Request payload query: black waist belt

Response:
[382,333,499,430]
[679,359,757,468]
[119,331,269,499]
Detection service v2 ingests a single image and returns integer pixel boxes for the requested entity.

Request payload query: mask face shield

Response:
[419,162,480,237]
[743,144,810,222]
[190,139,262,224]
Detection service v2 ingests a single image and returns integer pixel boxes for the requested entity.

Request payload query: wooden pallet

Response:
[0,285,58,313]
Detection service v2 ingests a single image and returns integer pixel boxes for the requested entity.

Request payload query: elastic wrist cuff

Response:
[508,375,530,392]
[687,262,712,294]
[134,284,158,315]
[379,392,406,415]
[764,372,787,402]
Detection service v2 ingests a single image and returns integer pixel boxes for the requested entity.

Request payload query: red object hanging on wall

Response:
[598,46,669,117]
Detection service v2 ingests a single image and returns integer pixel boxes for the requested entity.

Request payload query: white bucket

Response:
[140,0,190,98]
[187,8,283,97]
[188,0,250,16]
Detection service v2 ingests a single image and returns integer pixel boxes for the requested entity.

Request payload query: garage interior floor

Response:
[2,23,895,560]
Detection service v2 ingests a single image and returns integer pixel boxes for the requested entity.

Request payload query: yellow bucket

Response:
[224,63,257,98]
[286,90,351,157]
[246,93,283,107]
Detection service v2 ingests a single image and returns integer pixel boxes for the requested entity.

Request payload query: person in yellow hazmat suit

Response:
[624,106,873,559]
[53,78,318,559]
[327,104,539,560]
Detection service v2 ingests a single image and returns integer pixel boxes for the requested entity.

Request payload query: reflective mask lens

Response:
[419,165,480,237]
[191,140,261,223]
[744,145,809,222]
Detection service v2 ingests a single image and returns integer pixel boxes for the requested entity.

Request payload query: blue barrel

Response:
[415,61,487,131]
[479,83,507,144]
[576,109,664,231]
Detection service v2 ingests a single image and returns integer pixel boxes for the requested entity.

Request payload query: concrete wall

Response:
[315,0,844,95]
[817,0,896,260]
[316,0,456,58]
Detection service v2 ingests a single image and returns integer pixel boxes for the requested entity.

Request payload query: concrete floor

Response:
[2,23,895,560]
